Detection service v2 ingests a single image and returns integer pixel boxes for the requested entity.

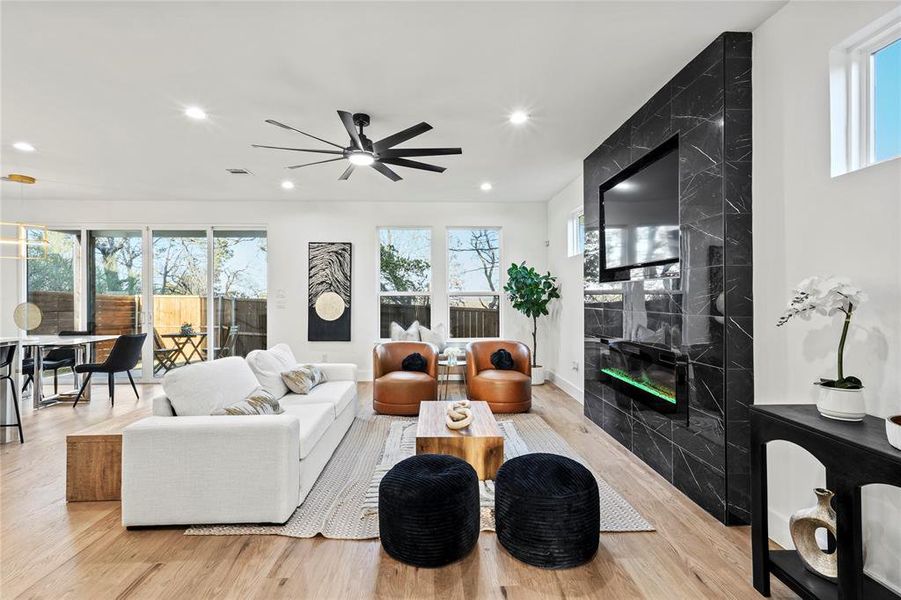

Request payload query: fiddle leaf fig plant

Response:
[503,262,560,367]
[777,276,867,389]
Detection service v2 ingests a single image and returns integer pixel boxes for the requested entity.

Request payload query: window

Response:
[378,227,431,338]
[873,37,901,162]
[26,228,82,334]
[830,9,901,175]
[447,228,500,338]
[567,209,585,257]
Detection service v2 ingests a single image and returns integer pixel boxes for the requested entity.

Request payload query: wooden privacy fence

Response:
[24,291,266,359]
[381,303,499,338]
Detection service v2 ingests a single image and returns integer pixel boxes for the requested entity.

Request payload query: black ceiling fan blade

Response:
[252,144,344,155]
[265,119,345,149]
[338,164,355,180]
[377,148,462,159]
[337,110,364,150]
[372,122,432,153]
[286,157,345,170]
[371,161,402,182]
[380,157,446,173]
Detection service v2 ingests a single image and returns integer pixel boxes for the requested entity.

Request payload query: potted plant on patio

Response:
[503,262,560,385]
[777,276,868,421]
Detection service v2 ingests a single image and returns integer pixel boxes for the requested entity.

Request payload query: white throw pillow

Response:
[389,321,420,341]
[246,347,293,399]
[163,357,260,416]
[418,323,447,352]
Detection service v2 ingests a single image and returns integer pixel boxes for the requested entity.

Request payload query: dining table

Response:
[0,334,120,409]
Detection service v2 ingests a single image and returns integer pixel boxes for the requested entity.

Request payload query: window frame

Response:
[376,226,433,339]
[446,226,503,340]
[567,208,585,257]
[830,8,901,176]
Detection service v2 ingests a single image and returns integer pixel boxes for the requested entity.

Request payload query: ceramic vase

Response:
[816,385,865,422]
[531,366,545,386]
[887,415,901,452]
[789,488,838,581]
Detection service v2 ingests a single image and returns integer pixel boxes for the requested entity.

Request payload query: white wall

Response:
[0,199,548,378]
[543,176,584,401]
[754,1,901,592]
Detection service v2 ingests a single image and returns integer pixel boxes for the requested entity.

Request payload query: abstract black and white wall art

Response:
[308,242,352,341]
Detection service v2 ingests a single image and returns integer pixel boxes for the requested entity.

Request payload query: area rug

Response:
[186,412,653,539]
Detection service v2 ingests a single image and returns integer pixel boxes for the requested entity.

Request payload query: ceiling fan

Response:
[253,111,462,182]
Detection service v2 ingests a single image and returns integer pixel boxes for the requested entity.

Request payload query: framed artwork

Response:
[308,242,352,341]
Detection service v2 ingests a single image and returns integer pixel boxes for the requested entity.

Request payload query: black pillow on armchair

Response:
[490,348,515,370]
[401,352,428,372]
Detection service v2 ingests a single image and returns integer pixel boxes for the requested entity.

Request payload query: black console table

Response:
[750,404,901,600]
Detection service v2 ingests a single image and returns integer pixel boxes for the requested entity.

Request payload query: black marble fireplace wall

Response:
[583,33,752,524]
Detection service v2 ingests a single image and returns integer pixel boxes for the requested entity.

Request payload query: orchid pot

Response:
[778,276,868,422]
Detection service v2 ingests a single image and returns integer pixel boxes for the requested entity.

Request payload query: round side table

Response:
[438,359,466,400]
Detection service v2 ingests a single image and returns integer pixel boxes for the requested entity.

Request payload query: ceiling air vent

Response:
[226,168,253,175]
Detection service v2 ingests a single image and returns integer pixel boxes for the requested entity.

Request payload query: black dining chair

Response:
[21,330,90,395]
[0,345,25,443]
[73,333,146,407]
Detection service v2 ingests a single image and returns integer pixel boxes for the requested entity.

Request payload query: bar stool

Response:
[0,345,25,443]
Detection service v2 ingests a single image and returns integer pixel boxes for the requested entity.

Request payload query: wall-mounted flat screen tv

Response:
[600,139,680,271]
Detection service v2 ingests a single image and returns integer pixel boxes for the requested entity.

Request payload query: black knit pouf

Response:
[495,453,600,568]
[379,454,480,567]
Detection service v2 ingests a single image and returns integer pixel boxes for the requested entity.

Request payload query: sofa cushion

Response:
[281,380,356,418]
[247,347,293,399]
[282,402,334,459]
[418,323,447,352]
[268,343,297,369]
[162,357,260,416]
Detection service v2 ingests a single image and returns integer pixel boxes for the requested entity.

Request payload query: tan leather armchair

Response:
[373,341,439,415]
[465,340,531,413]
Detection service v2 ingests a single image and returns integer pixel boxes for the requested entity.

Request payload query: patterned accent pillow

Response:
[211,388,284,415]
[281,364,327,395]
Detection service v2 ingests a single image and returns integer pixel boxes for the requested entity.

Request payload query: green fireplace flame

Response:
[600,368,677,404]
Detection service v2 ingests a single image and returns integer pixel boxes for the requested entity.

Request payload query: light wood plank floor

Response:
[0,380,795,599]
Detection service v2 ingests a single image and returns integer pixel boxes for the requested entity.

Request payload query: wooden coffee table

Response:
[416,401,504,480]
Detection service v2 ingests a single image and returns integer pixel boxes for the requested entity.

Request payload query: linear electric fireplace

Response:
[598,338,687,421]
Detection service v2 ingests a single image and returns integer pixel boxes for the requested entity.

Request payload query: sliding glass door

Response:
[25,226,267,383]
[87,230,144,376]
[212,229,267,358]
[151,230,209,376]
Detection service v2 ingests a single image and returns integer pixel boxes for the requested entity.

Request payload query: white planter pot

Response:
[815,385,866,422]
[531,366,545,386]
[886,416,901,452]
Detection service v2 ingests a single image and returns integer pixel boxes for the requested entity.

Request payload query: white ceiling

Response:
[0,1,785,204]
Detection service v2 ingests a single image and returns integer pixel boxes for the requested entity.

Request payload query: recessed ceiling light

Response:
[281,180,295,190]
[509,110,529,125]
[184,106,207,120]
[612,181,636,192]
[480,182,493,191]
[13,142,35,152]
[348,152,375,166]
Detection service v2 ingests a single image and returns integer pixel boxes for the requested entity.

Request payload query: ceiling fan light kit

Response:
[254,110,462,181]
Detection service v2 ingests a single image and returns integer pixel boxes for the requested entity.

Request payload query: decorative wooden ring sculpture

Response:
[446,400,473,430]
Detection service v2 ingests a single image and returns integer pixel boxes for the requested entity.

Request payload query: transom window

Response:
[447,227,501,339]
[830,9,901,175]
[378,227,431,337]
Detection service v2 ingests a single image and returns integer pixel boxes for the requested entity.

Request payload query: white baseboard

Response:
[546,370,583,403]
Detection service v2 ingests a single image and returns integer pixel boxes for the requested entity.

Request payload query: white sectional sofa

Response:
[122,345,357,527]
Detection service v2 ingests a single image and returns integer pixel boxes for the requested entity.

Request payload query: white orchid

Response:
[777,276,866,389]
[444,347,463,359]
